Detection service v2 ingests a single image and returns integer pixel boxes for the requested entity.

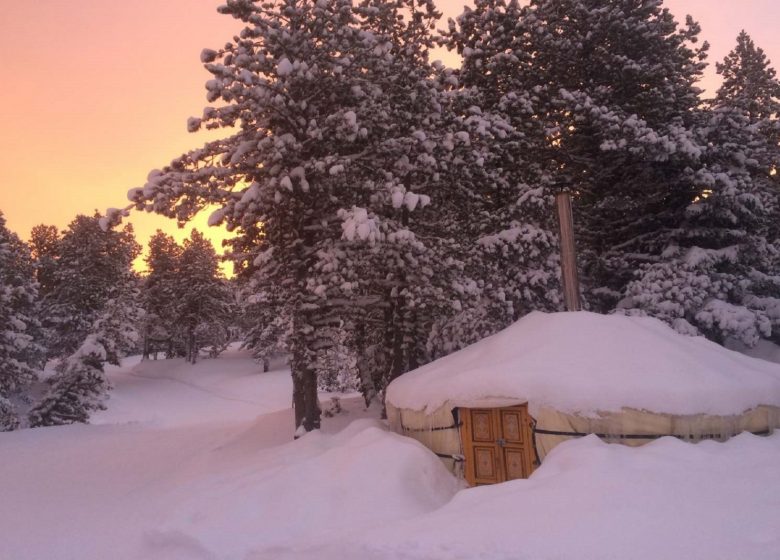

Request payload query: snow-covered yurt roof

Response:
[386,312,780,418]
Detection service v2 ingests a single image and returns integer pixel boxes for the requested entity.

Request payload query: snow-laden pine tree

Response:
[29,340,110,428]
[447,0,709,311]
[237,273,291,373]
[424,77,563,357]
[625,32,780,345]
[176,230,234,363]
[714,31,780,242]
[142,230,183,358]
[29,224,60,298]
[29,265,143,427]
[716,31,780,138]
[0,212,45,430]
[43,214,142,358]
[127,0,482,431]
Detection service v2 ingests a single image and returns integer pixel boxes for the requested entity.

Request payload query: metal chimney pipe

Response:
[555,191,582,312]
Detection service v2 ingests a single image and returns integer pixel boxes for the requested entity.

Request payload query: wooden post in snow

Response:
[555,191,582,312]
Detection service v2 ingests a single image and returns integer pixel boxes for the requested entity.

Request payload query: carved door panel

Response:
[500,409,531,482]
[467,409,501,485]
[460,405,535,486]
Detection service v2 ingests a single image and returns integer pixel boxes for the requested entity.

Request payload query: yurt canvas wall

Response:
[387,401,780,478]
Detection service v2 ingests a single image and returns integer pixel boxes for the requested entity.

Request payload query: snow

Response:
[200,48,218,64]
[154,420,458,559]
[386,311,780,416]
[2,343,779,559]
[207,207,227,227]
[277,57,294,76]
[339,206,382,243]
[92,348,292,427]
[391,188,405,208]
[301,433,780,560]
[72,334,107,360]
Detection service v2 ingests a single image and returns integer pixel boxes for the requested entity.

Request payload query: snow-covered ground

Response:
[1,345,779,560]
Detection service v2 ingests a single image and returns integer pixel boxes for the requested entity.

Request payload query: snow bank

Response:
[386,311,780,416]
[150,419,459,559]
[0,413,456,560]
[306,433,780,560]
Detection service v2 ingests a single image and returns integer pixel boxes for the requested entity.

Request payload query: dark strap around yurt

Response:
[400,422,462,433]
[533,427,771,440]
[434,452,465,462]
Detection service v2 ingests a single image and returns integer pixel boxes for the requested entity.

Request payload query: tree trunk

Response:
[187,327,197,364]
[302,363,320,431]
[292,366,306,431]
[354,318,374,406]
[389,296,406,384]
[291,356,320,434]
[289,304,323,434]
[408,309,420,372]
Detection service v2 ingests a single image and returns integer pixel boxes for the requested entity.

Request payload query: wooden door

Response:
[460,405,535,486]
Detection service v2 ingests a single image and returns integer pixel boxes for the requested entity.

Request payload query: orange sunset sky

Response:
[1,1,778,273]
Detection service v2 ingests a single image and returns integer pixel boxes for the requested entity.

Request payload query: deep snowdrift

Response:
[387,311,780,416]
[152,419,459,559]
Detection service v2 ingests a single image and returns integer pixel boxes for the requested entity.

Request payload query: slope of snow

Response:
[93,346,292,427]
[294,433,780,560]
[151,419,459,559]
[2,344,779,560]
[387,311,780,416]
[0,409,452,560]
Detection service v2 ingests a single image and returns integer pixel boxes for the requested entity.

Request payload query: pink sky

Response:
[1,0,778,269]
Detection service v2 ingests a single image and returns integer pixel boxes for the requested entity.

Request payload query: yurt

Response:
[385,311,780,486]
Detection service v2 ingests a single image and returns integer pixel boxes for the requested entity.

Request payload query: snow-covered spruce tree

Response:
[625,32,780,345]
[176,230,234,363]
[714,31,780,242]
[43,214,142,358]
[141,230,183,359]
[239,283,291,372]
[716,32,780,342]
[29,337,112,427]
[447,0,710,311]
[424,72,563,357]
[229,224,293,373]
[128,0,478,431]
[95,273,145,365]
[0,212,45,431]
[29,224,60,298]
[716,31,780,144]
[29,270,143,427]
